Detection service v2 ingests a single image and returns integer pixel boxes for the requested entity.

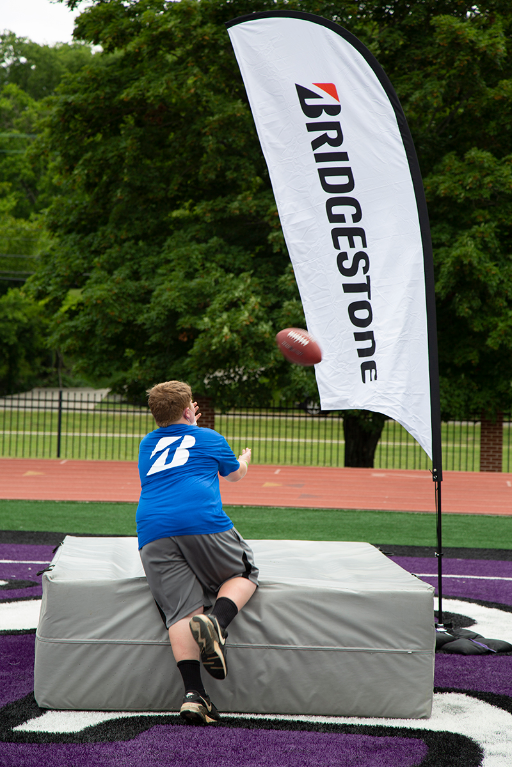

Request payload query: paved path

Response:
[0,458,511,514]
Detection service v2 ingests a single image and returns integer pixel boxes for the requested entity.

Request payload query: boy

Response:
[137,380,258,724]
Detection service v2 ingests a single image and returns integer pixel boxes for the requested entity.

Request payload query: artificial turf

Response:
[0,499,510,549]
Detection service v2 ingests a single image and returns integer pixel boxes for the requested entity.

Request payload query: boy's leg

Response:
[217,575,257,612]
[139,539,220,724]
[169,578,256,672]
[169,610,220,725]
[176,529,259,680]
[168,608,202,663]
[189,578,256,681]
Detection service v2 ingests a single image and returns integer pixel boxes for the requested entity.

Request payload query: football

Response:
[275,327,322,366]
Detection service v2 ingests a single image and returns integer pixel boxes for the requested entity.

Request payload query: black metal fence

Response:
[0,389,152,462]
[1,389,511,471]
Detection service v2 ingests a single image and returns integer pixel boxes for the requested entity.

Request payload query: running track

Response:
[0,458,511,514]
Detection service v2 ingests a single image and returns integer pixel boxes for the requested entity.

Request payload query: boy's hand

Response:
[192,402,201,422]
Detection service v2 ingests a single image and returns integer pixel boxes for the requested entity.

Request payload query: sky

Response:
[0,0,92,46]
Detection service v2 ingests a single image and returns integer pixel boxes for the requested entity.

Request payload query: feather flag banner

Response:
[227,11,441,471]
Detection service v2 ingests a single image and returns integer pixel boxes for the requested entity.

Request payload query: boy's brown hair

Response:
[147,381,192,427]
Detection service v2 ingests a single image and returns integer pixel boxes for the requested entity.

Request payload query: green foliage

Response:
[0,198,49,296]
[0,287,50,394]
[28,0,512,418]
[0,34,96,386]
[369,1,512,418]
[0,83,45,221]
[0,34,95,221]
[0,32,94,101]
[33,0,335,405]
[425,150,512,417]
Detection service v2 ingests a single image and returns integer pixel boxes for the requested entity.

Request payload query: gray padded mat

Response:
[35,537,435,717]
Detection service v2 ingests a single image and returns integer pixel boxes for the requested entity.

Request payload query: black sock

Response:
[177,660,205,695]
[211,596,238,630]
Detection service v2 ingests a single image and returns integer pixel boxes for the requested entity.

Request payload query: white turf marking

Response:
[417,574,512,582]
[12,694,512,767]
[14,709,169,733]
[0,560,50,564]
[0,599,41,630]
[437,598,512,641]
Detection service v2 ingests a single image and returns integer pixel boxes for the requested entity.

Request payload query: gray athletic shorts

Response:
[139,528,259,628]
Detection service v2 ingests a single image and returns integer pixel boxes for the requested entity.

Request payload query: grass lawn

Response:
[1,499,511,549]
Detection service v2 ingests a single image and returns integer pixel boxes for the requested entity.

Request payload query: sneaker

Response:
[189,614,228,679]
[180,690,220,725]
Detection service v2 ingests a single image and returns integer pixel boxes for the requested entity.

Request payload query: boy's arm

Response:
[224,447,251,483]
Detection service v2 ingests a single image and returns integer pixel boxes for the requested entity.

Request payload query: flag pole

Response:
[433,468,445,628]
[428,336,444,630]
[405,81,444,628]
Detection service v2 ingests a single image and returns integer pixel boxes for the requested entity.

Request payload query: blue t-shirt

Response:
[136,424,239,548]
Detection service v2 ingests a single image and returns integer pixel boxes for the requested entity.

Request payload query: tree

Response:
[342,411,387,468]
[0,34,94,387]
[30,0,512,465]
[368,3,512,421]
[0,32,94,101]
[33,0,333,406]
[0,287,51,394]
[366,1,512,467]
[0,34,95,224]
[0,32,93,278]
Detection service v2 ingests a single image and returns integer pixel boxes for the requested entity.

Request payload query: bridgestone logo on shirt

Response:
[147,435,195,475]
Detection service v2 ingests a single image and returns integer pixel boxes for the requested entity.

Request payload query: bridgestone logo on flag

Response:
[295,82,377,385]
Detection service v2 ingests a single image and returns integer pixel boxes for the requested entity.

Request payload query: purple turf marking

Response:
[0,727,427,767]
[0,544,53,601]
[395,556,512,578]
[0,563,43,600]
[394,556,512,606]
[435,653,512,697]
[0,634,36,707]
[0,544,56,562]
